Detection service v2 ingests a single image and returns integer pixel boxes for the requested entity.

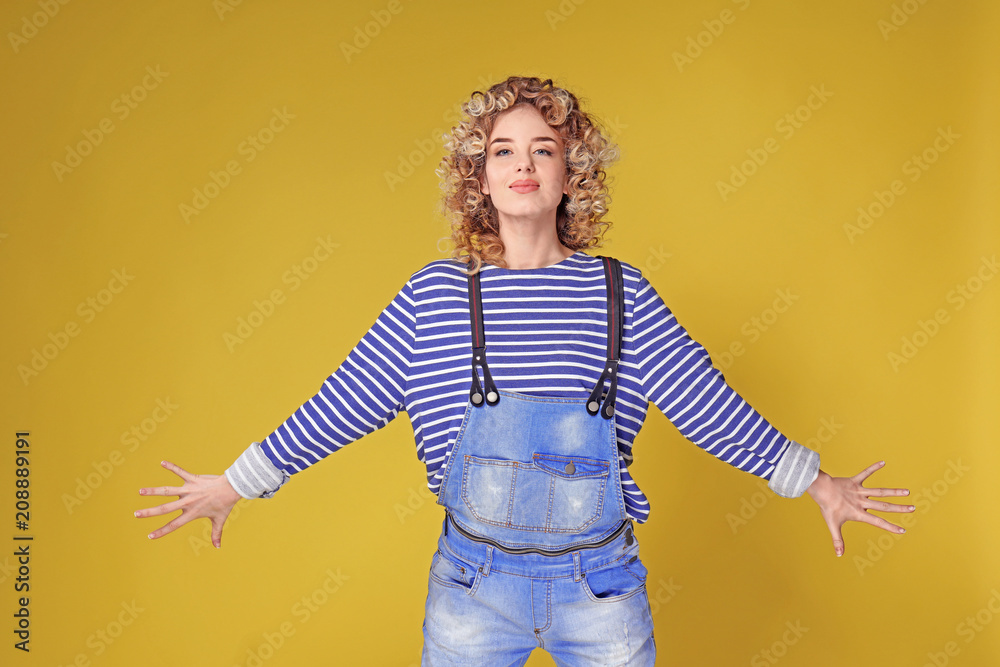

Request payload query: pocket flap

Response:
[532,453,609,479]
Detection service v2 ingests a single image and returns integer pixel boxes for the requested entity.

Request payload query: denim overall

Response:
[422,257,656,666]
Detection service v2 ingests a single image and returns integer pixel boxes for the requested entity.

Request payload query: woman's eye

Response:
[493,148,554,157]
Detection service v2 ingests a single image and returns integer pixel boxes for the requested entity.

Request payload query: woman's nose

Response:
[515,155,534,171]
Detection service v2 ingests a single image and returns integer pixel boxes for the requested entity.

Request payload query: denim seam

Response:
[468,567,483,596]
[495,389,592,405]
[429,551,477,594]
[439,538,637,580]
[435,403,475,507]
[580,570,647,604]
[533,453,609,479]
[506,464,517,527]
[545,475,554,532]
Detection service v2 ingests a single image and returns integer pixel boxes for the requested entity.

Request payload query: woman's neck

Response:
[498,218,575,270]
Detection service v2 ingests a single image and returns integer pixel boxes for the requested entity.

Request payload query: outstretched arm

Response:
[630,272,820,496]
[805,460,914,557]
[135,273,418,544]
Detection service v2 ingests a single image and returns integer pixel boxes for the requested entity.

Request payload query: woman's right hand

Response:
[135,460,243,548]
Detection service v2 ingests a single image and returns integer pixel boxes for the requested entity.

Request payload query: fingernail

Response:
[147,534,154,539]
[909,506,915,511]
[134,511,140,517]
[899,528,906,533]
[903,490,909,495]
[879,461,885,466]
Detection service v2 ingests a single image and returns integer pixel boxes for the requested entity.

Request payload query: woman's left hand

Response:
[805,461,914,557]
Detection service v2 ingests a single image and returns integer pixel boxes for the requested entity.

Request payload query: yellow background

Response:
[2,0,998,665]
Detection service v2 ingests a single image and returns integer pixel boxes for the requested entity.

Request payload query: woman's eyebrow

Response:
[488,136,558,146]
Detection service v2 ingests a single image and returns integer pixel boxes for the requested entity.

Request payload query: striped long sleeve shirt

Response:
[225,251,820,523]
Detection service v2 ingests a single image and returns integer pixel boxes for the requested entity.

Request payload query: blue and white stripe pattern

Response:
[225,251,820,521]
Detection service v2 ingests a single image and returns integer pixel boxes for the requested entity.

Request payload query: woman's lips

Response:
[510,182,539,193]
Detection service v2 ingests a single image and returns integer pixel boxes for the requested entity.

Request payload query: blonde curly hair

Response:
[435,76,621,274]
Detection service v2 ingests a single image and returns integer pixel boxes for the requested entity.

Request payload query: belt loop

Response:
[482,545,494,577]
[572,551,583,582]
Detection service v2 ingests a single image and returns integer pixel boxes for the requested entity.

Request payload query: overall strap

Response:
[586,256,624,419]
[466,256,622,413]
[467,268,499,406]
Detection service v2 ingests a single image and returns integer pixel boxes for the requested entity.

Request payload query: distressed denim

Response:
[421,515,655,666]
[437,390,628,552]
[425,389,655,665]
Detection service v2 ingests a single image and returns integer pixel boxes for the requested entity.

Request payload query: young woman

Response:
[136,76,914,666]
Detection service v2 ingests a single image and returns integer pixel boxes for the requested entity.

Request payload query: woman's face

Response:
[480,104,569,228]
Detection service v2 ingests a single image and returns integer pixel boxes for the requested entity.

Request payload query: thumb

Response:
[826,519,845,558]
[211,516,225,549]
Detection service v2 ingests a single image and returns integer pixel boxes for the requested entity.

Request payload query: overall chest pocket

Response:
[460,453,610,533]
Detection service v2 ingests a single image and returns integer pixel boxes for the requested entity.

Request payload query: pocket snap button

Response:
[565,461,576,474]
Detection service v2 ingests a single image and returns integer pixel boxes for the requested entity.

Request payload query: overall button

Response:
[564,461,576,475]
[625,527,634,546]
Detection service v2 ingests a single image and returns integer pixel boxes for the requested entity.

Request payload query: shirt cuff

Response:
[224,442,290,499]
[767,440,820,498]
